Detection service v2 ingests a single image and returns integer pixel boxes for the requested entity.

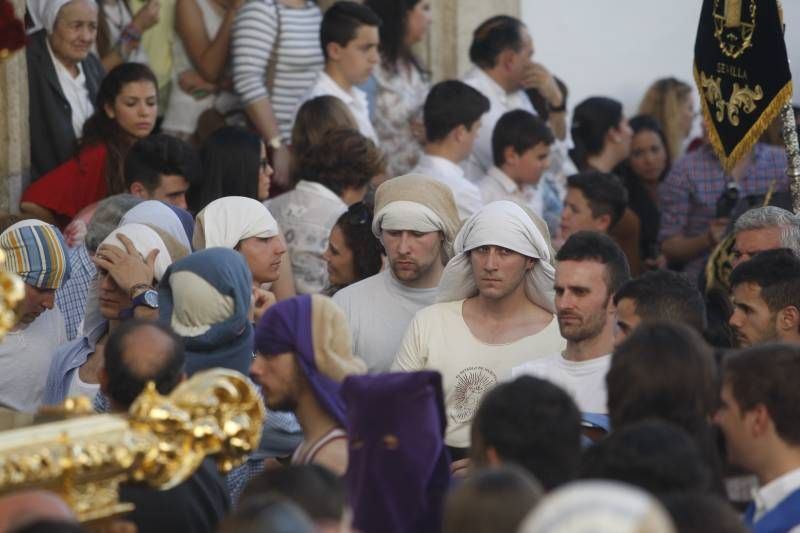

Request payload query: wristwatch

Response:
[119,289,159,319]
[268,135,283,150]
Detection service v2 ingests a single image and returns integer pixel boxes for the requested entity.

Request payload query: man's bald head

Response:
[102,320,185,410]
[0,490,76,532]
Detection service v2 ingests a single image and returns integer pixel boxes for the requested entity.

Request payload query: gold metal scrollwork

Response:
[713,0,757,59]
[0,369,266,524]
[699,72,763,127]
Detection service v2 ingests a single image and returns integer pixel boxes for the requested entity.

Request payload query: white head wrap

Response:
[27,0,77,33]
[193,196,279,249]
[120,201,192,251]
[98,223,173,282]
[518,481,676,533]
[437,201,556,312]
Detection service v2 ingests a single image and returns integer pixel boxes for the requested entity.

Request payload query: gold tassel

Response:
[694,64,793,174]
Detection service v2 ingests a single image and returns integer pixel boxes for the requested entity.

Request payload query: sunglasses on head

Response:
[345,202,371,226]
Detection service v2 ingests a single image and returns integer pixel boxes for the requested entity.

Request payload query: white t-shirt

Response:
[512,352,612,415]
[294,71,378,143]
[412,154,483,221]
[333,269,438,373]
[0,309,67,412]
[67,371,100,400]
[393,300,565,447]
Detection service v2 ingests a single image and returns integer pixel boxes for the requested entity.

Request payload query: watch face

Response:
[144,290,159,308]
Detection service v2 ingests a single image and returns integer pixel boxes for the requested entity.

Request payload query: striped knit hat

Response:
[0,220,71,289]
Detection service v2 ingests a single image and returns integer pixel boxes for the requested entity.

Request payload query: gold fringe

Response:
[693,64,793,174]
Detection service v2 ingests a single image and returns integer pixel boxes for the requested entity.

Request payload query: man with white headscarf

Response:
[44,223,186,406]
[333,174,462,373]
[26,0,104,180]
[393,201,565,453]
[0,220,71,411]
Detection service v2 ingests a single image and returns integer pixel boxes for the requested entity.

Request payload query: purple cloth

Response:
[342,371,451,533]
[254,295,347,427]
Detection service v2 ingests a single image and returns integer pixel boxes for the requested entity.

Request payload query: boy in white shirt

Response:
[480,109,554,218]
[411,80,490,220]
[295,1,381,143]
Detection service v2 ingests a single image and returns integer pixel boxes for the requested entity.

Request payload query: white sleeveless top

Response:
[161,0,224,134]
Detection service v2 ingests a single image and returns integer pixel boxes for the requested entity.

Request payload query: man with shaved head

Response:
[99,320,230,533]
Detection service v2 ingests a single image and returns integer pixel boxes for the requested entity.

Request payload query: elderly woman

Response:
[26,0,105,180]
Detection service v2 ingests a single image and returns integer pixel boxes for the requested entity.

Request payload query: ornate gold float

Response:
[0,368,265,525]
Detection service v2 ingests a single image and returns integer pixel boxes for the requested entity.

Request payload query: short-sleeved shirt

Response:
[393,300,565,447]
[333,270,438,373]
[294,71,378,143]
[0,309,68,412]
[267,180,347,294]
[512,352,611,415]
[658,143,787,281]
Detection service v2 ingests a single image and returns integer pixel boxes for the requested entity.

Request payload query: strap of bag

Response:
[265,1,282,94]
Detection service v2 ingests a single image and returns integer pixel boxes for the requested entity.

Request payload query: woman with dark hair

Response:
[323,202,383,295]
[363,0,431,176]
[569,96,642,274]
[189,126,273,213]
[21,62,159,227]
[615,114,670,269]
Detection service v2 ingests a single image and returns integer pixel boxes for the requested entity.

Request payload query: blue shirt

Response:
[56,245,96,340]
[43,319,107,405]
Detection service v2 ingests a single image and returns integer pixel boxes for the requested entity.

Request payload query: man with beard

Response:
[513,231,630,416]
[729,249,800,348]
[250,295,367,475]
[393,201,563,455]
[333,174,461,372]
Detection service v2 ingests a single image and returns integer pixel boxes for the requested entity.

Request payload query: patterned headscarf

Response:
[0,220,70,288]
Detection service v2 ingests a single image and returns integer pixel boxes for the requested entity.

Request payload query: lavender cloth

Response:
[254,295,348,428]
[342,371,451,533]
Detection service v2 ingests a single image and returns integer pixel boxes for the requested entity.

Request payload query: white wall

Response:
[521,0,800,117]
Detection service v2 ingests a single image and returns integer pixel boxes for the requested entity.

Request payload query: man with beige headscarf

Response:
[393,201,565,455]
[333,174,461,373]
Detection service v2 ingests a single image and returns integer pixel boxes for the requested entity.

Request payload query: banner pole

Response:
[782,103,800,214]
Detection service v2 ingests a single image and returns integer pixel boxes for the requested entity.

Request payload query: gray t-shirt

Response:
[333,270,437,372]
[0,308,67,412]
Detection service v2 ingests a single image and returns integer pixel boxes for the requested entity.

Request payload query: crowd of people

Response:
[2,0,800,531]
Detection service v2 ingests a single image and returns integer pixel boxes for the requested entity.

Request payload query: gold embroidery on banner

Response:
[699,71,763,127]
[713,0,756,58]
